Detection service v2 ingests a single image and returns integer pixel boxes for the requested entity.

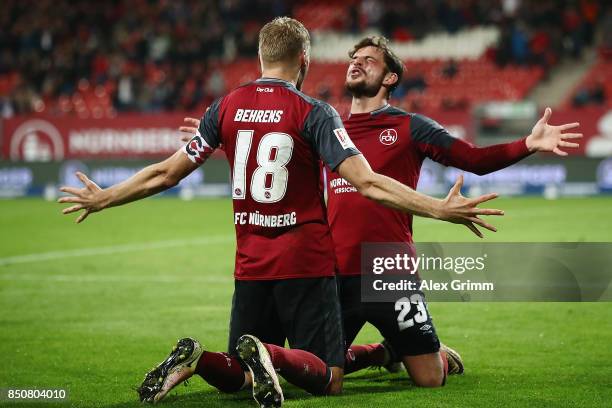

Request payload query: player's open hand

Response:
[526,107,582,156]
[57,172,106,223]
[179,117,201,142]
[440,175,504,238]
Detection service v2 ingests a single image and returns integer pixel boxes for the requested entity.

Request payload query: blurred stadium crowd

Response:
[0,0,610,118]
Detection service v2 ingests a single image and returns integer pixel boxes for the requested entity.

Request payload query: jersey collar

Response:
[370,103,391,115]
[347,103,391,119]
[255,77,296,88]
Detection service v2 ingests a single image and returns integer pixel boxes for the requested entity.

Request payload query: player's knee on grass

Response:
[326,367,344,395]
[403,353,445,388]
[409,369,445,388]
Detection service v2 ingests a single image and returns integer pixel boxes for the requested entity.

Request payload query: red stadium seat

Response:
[215,56,543,110]
[563,58,612,108]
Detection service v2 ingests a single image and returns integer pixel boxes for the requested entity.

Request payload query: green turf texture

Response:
[0,197,611,407]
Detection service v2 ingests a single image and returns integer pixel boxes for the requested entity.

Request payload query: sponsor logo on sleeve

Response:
[333,128,356,150]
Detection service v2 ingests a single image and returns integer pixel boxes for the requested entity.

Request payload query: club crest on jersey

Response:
[379,129,398,145]
[333,128,356,150]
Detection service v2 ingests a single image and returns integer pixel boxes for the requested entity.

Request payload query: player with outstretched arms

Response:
[179,36,582,392]
[59,19,505,407]
[329,37,582,387]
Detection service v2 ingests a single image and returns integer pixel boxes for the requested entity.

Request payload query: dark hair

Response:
[349,36,404,95]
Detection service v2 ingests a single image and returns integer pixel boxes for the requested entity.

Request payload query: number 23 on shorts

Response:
[395,295,428,331]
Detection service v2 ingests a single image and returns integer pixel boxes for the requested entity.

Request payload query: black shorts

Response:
[227,276,345,368]
[338,275,440,357]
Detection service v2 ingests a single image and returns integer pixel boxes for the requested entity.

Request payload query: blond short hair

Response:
[258,17,310,64]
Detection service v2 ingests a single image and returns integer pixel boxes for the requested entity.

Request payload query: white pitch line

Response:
[0,273,231,284]
[0,235,234,267]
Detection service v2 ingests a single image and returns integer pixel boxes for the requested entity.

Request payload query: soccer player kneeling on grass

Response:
[180,36,582,390]
[59,18,506,407]
[330,37,581,387]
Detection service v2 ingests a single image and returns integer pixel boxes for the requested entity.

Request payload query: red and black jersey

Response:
[183,78,360,280]
[326,104,532,276]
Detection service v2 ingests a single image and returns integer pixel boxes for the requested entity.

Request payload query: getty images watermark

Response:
[360,243,612,302]
[370,251,493,292]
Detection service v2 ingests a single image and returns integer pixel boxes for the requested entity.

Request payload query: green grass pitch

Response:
[1,197,611,407]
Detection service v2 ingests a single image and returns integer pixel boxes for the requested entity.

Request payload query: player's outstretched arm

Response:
[58,150,199,223]
[337,154,503,238]
[525,107,582,156]
[414,108,582,175]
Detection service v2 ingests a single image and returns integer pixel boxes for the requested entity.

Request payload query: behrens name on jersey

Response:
[234,109,283,123]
